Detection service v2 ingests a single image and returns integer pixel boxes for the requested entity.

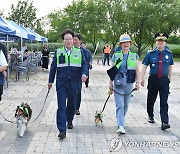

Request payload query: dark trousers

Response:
[147,75,170,124]
[42,57,49,69]
[56,81,78,132]
[0,85,3,101]
[103,53,110,65]
[85,76,89,87]
[76,89,81,111]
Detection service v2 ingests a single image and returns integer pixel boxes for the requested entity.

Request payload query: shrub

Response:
[172,48,180,57]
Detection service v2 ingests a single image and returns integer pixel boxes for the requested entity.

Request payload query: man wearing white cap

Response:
[109,34,140,134]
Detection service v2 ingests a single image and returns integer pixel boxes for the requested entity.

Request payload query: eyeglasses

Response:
[64,38,73,41]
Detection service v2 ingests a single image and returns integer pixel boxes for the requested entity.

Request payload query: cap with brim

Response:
[120,37,131,43]
[155,36,167,41]
[119,34,132,43]
[155,33,168,41]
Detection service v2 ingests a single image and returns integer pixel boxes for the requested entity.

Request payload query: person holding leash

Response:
[109,34,140,134]
[141,33,173,130]
[48,29,88,140]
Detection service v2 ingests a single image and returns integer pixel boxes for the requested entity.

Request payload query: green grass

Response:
[173,58,180,62]
[167,44,180,50]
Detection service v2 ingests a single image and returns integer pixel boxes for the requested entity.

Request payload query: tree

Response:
[99,0,127,52]
[47,0,180,55]
[126,0,180,56]
[34,19,45,36]
[125,0,158,56]
[48,0,107,48]
[8,0,37,28]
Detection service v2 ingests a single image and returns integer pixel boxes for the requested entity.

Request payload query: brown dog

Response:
[15,102,32,137]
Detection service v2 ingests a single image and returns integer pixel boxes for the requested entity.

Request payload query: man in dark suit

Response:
[48,29,88,140]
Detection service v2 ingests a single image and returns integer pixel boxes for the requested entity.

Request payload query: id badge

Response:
[59,53,65,64]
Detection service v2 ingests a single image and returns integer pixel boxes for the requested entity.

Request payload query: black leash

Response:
[0,89,50,124]
[101,93,112,113]
[101,88,137,113]
[0,112,16,124]
[113,87,137,96]
[30,89,50,123]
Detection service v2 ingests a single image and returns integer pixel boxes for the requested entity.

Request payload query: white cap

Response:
[119,34,131,43]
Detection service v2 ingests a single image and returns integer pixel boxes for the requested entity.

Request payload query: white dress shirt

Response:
[0,50,8,66]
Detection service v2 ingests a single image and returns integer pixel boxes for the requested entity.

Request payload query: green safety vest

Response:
[56,47,82,67]
[114,51,137,70]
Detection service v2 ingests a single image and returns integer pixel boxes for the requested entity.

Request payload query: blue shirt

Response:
[114,46,122,52]
[142,47,174,75]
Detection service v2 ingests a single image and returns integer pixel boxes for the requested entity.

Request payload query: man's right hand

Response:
[48,83,52,89]
[109,82,113,91]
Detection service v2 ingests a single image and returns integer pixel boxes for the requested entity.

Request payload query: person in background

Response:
[21,42,27,54]
[81,42,93,88]
[41,45,50,70]
[23,49,31,61]
[141,33,173,130]
[10,45,18,54]
[48,29,88,140]
[103,42,111,66]
[73,34,89,116]
[109,34,140,134]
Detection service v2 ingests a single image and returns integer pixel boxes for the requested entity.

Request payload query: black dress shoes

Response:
[161,123,170,130]
[67,122,73,129]
[75,110,80,115]
[58,131,66,140]
[148,117,155,123]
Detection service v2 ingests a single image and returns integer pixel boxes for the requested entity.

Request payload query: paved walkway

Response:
[0,61,179,154]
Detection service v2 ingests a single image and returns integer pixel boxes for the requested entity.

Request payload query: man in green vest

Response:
[48,29,88,140]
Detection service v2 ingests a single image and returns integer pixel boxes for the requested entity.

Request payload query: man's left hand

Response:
[81,75,87,82]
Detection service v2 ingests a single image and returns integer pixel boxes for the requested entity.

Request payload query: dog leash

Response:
[0,89,50,124]
[101,88,137,113]
[0,112,16,124]
[101,91,113,113]
[113,87,137,96]
[30,89,50,123]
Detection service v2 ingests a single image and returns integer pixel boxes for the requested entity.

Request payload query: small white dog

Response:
[15,103,32,137]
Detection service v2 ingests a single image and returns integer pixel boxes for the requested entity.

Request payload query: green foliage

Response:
[46,0,180,57]
[8,0,37,28]
[171,48,180,57]
[34,19,45,36]
[167,36,180,44]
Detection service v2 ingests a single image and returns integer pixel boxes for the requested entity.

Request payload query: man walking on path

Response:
[141,33,173,130]
[73,34,90,115]
[81,42,92,88]
[48,29,88,140]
